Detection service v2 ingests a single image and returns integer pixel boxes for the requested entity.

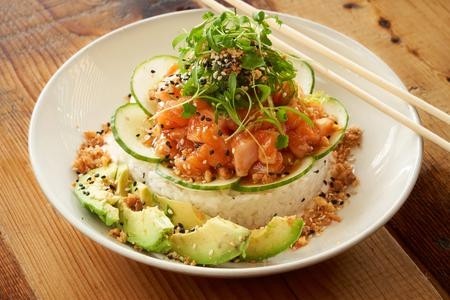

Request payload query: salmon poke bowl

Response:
[29,9,422,277]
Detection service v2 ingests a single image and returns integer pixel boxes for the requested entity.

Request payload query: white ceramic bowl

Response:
[29,9,422,277]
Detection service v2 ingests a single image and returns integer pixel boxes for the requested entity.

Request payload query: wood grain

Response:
[0,0,448,298]
[0,233,36,299]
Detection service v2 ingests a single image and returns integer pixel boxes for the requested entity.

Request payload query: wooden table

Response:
[1,0,448,298]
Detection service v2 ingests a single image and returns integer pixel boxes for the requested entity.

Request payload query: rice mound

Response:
[105,134,329,229]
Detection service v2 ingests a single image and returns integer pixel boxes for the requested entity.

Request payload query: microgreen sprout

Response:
[170,11,314,149]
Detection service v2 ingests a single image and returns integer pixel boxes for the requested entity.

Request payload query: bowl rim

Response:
[28,8,422,277]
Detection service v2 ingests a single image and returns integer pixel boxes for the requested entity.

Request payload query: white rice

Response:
[104,134,329,229]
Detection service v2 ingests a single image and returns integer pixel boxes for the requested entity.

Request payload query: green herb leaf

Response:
[276,108,288,122]
[276,134,289,149]
[254,84,271,103]
[172,32,187,49]
[182,102,197,118]
[253,11,265,23]
[241,52,265,70]
[203,11,214,20]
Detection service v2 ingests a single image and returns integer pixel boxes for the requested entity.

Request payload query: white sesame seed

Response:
[208,249,214,256]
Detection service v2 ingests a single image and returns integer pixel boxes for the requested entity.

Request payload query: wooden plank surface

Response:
[0,0,448,298]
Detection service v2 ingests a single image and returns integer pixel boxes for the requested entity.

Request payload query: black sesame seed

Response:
[225,150,230,156]
[209,149,215,155]
[313,169,319,174]
[301,198,306,202]
[319,192,326,197]
[150,69,156,74]
[331,199,339,205]
[94,173,99,177]
[218,130,223,136]
[205,117,212,122]
[200,115,205,121]
[136,133,140,137]
[101,175,106,179]
[323,180,328,185]
[133,181,137,186]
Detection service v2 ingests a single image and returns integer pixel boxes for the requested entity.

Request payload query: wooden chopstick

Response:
[224,0,450,125]
[198,0,450,152]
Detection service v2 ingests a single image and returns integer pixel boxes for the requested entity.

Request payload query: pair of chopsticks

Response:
[198,0,450,152]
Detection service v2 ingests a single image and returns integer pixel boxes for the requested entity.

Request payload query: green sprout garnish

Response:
[171,11,313,149]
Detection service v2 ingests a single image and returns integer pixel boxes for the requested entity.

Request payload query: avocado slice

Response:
[73,164,121,226]
[115,163,131,196]
[153,195,209,230]
[120,204,173,253]
[128,181,153,206]
[170,217,250,265]
[244,216,304,261]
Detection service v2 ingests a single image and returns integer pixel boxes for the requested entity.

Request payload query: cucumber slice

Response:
[292,59,315,94]
[111,103,164,163]
[156,165,240,191]
[131,55,178,115]
[313,97,349,159]
[232,156,315,192]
